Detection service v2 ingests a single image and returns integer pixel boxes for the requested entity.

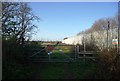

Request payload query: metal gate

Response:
[29,44,76,62]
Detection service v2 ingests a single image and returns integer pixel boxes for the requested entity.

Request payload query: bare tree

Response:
[15,3,40,44]
[2,2,40,44]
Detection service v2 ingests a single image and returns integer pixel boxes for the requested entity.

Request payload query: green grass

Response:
[49,46,74,61]
[39,63,65,79]
[55,45,73,53]
[3,59,97,79]
[27,59,97,79]
[50,53,72,61]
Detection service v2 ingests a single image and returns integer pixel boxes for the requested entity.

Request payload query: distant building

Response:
[62,35,83,45]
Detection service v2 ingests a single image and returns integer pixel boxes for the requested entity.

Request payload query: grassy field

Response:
[47,45,75,61]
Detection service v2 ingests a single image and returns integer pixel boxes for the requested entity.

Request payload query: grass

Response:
[3,55,97,79]
[39,63,65,79]
[26,59,97,79]
[47,45,75,61]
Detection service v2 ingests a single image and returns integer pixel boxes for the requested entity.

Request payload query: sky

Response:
[28,2,118,41]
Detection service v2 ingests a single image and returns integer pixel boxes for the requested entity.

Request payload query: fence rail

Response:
[78,51,99,54]
[28,45,100,62]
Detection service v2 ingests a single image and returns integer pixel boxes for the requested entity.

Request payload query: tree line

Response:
[77,14,119,50]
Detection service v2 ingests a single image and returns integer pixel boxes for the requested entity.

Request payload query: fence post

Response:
[117,25,120,63]
[106,21,110,49]
[75,45,79,60]
[75,45,76,60]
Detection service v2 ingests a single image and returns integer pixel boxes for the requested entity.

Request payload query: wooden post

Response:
[82,36,86,52]
[77,45,79,53]
[83,36,86,59]
[106,21,110,48]
[74,45,76,60]
[84,38,86,52]
[0,2,2,80]
[118,26,120,57]
[118,2,120,57]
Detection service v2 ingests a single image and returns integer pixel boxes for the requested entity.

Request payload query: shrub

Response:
[2,39,44,79]
[76,43,99,52]
[97,48,120,79]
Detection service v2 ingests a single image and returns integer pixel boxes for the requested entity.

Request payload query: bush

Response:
[76,43,99,52]
[2,39,44,79]
[97,48,120,79]
[2,39,43,63]
[3,39,19,61]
